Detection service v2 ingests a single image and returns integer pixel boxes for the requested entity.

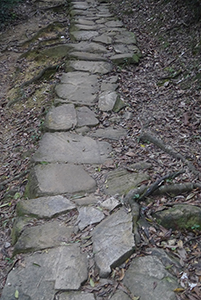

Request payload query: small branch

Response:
[0,170,29,190]
[139,131,201,179]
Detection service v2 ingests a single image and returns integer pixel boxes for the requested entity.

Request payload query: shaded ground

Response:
[0,0,201,298]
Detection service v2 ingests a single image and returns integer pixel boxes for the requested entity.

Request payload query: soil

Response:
[0,0,201,298]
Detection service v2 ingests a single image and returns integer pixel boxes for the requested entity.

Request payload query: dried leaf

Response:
[15,289,19,298]
[89,277,95,287]
[174,288,185,293]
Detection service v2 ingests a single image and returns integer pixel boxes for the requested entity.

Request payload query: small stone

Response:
[101,196,120,211]
[77,206,105,230]
[4,242,11,249]
[98,91,120,111]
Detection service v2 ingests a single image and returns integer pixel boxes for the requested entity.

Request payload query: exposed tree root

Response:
[139,131,201,179]
[124,173,201,206]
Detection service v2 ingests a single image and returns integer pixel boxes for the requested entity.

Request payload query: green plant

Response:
[0,0,22,27]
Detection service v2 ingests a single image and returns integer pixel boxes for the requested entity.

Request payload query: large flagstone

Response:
[33,132,111,164]
[26,163,96,198]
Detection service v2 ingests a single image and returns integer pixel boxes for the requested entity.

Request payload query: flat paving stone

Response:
[110,291,130,300]
[90,127,127,140]
[58,291,95,300]
[123,255,178,300]
[105,168,149,195]
[1,245,87,300]
[77,206,105,230]
[69,51,107,61]
[76,106,99,127]
[110,53,140,65]
[14,220,74,254]
[55,244,88,290]
[17,195,76,219]
[68,41,108,53]
[44,104,77,131]
[33,132,111,164]
[72,194,100,206]
[55,71,98,106]
[100,196,120,212]
[114,31,137,44]
[70,30,99,41]
[98,91,120,111]
[67,60,113,74]
[92,208,134,277]
[74,18,95,25]
[105,20,123,27]
[93,34,112,44]
[26,163,96,198]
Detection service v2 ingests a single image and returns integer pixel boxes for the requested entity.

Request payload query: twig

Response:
[139,131,201,179]
[0,170,29,189]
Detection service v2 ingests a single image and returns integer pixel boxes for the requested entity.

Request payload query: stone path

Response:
[1,1,181,299]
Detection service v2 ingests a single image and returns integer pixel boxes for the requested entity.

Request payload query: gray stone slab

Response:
[14,220,74,254]
[72,2,89,10]
[113,44,129,54]
[33,132,111,164]
[77,206,105,230]
[110,53,140,65]
[93,34,112,44]
[101,196,120,212]
[69,51,107,61]
[105,20,123,27]
[44,104,77,131]
[17,195,76,219]
[74,23,102,30]
[26,163,96,198]
[110,291,130,300]
[72,194,100,206]
[101,82,118,92]
[90,127,127,140]
[74,18,95,25]
[68,41,108,53]
[76,106,99,127]
[70,30,99,41]
[101,75,118,92]
[105,168,149,195]
[114,31,137,45]
[98,91,120,111]
[59,291,95,300]
[123,255,178,300]
[92,208,134,277]
[1,245,87,300]
[67,60,113,74]
[55,71,98,106]
[55,244,88,290]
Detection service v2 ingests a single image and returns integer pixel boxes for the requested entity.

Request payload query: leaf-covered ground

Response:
[0,0,201,298]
